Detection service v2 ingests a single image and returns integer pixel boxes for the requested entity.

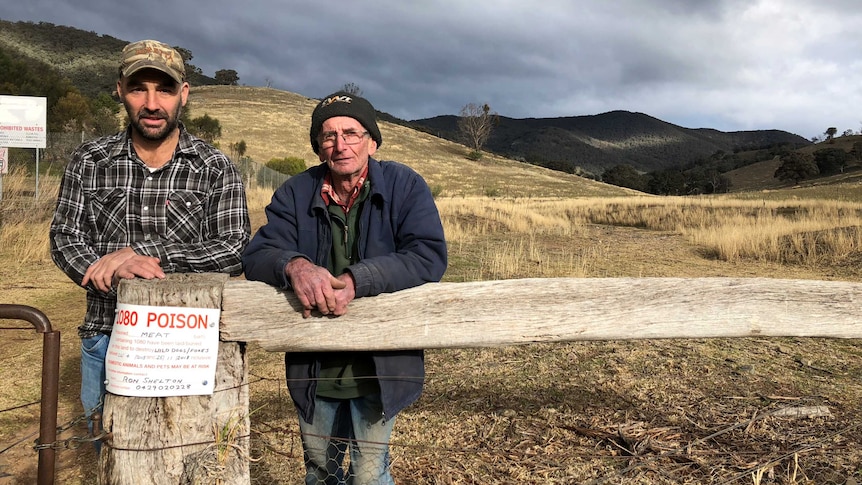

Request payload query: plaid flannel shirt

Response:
[50,124,250,337]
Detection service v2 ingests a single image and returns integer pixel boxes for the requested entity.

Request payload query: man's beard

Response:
[126,103,182,141]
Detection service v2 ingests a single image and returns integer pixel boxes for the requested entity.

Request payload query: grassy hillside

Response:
[0,19,124,96]
[189,85,637,198]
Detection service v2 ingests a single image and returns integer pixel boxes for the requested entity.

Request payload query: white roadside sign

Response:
[0,95,47,149]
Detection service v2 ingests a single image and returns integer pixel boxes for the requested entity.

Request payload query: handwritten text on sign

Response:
[105,303,220,397]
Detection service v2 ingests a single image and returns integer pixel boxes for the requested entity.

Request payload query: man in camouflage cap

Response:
[50,39,250,452]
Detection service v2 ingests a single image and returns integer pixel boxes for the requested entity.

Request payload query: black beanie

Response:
[310,92,382,154]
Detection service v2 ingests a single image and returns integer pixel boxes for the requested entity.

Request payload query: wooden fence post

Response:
[99,273,249,485]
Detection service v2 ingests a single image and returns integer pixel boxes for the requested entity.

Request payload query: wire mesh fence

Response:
[234,156,289,191]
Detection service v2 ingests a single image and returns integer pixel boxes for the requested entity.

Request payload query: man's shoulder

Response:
[286,163,326,181]
[72,131,127,163]
[79,130,126,149]
[277,163,324,194]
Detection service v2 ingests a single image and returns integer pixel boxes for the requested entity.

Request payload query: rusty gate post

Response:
[0,304,60,485]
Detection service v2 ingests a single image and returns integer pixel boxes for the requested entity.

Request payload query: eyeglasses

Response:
[319,130,369,148]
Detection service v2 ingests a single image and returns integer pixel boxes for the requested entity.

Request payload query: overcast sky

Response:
[4,0,861,139]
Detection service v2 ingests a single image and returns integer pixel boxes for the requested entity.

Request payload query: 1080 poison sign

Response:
[105,303,221,397]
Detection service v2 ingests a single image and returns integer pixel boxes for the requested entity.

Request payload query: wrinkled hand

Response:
[82,247,165,293]
[331,272,356,316]
[286,258,354,318]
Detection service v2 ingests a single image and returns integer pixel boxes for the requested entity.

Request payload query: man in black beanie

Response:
[242,91,447,484]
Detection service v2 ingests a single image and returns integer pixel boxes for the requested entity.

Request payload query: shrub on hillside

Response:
[602,164,648,192]
[186,114,222,144]
[775,152,818,184]
[266,157,307,176]
[813,147,848,175]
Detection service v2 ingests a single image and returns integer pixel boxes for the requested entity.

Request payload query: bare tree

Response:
[457,103,497,153]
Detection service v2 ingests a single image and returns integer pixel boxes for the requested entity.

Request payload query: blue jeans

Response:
[299,394,396,485]
[81,333,109,452]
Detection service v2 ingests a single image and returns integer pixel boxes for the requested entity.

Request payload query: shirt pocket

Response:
[88,188,128,242]
[165,190,206,242]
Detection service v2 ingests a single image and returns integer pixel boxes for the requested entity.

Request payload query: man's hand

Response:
[331,272,356,316]
[286,258,351,318]
[82,247,165,293]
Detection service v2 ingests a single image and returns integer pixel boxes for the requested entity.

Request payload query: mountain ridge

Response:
[408,111,810,175]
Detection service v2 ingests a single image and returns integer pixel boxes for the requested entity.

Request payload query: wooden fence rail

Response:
[100,274,862,484]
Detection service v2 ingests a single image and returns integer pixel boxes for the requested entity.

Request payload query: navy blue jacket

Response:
[242,158,447,422]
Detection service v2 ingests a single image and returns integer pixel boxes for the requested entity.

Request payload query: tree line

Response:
[597,140,862,194]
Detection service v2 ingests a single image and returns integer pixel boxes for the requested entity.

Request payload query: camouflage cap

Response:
[119,40,186,84]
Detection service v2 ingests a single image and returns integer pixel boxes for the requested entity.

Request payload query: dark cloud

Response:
[3,0,862,138]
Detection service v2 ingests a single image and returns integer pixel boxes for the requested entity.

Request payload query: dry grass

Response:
[0,167,59,267]
[433,195,862,281]
[1,86,861,483]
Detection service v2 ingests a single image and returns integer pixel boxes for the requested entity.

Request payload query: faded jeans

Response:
[81,333,109,453]
[299,394,396,485]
